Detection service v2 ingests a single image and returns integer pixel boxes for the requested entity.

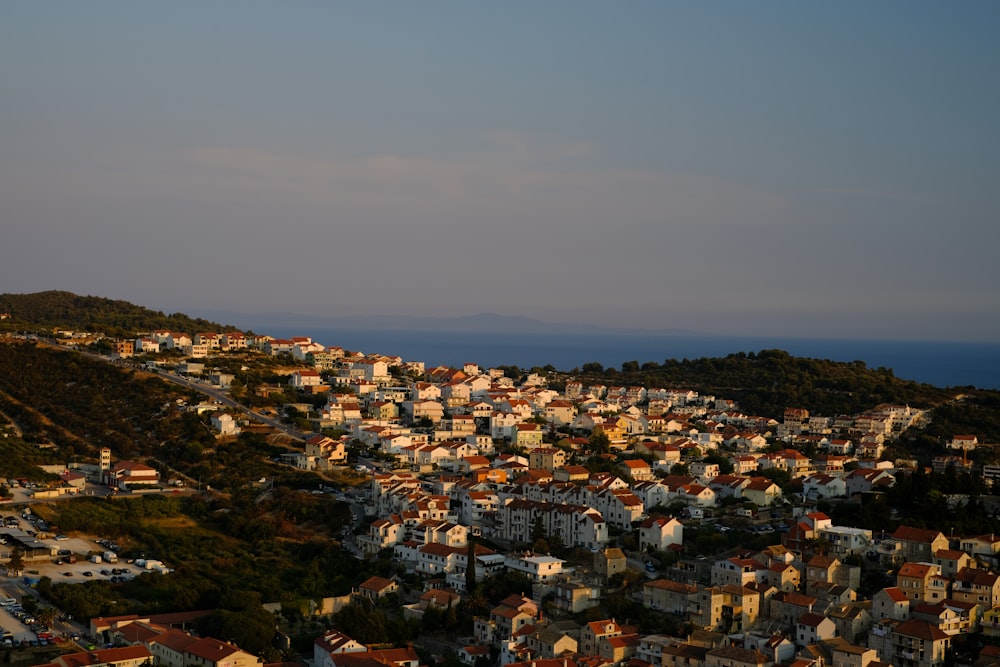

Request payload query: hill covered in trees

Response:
[564,349,956,420]
[0,290,239,337]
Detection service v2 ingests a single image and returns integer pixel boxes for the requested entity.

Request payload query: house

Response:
[303,434,347,466]
[802,473,847,500]
[981,608,1000,639]
[769,591,818,629]
[513,423,545,448]
[709,475,751,500]
[599,633,640,664]
[874,619,951,667]
[327,647,420,667]
[673,483,717,508]
[845,469,896,496]
[704,646,771,667]
[711,558,768,588]
[639,516,684,552]
[355,576,399,603]
[505,554,566,582]
[474,595,539,645]
[404,400,445,424]
[458,645,490,666]
[529,448,567,472]
[580,619,623,656]
[822,638,878,667]
[357,515,405,556]
[210,413,240,436]
[871,587,910,621]
[550,581,601,614]
[742,477,782,506]
[622,459,654,481]
[54,646,154,667]
[891,526,949,562]
[553,465,591,484]
[951,567,1000,607]
[932,549,973,578]
[896,562,947,603]
[594,547,627,581]
[959,533,1000,563]
[593,488,645,528]
[805,555,855,593]
[826,605,875,646]
[910,601,973,636]
[643,579,697,614]
[105,461,160,490]
[151,631,262,667]
[544,400,578,425]
[796,612,838,647]
[662,643,711,667]
[314,630,367,667]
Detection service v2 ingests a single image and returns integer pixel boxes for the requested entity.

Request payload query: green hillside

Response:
[0,290,240,337]
[563,348,955,420]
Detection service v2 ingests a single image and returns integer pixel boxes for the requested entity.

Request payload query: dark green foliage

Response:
[570,349,952,419]
[197,594,277,655]
[0,291,241,337]
[0,436,63,480]
[918,392,1000,444]
[0,341,190,457]
[40,494,391,622]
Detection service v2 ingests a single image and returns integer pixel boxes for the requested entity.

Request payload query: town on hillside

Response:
[3,327,1000,667]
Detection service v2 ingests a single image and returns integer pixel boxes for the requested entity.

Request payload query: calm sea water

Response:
[255,327,1000,390]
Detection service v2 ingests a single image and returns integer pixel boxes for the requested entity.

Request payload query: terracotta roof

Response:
[892,525,945,544]
[894,619,950,641]
[359,576,396,592]
[58,646,153,667]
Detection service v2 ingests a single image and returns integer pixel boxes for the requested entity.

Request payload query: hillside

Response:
[563,349,956,421]
[0,290,241,337]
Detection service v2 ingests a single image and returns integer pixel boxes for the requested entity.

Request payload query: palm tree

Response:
[34,606,57,628]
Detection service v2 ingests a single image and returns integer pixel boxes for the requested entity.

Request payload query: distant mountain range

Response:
[202,309,705,337]
[0,291,701,337]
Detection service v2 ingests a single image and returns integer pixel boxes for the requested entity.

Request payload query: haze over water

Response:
[247,325,1000,390]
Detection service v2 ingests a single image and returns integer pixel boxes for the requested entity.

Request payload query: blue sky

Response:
[3,2,999,340]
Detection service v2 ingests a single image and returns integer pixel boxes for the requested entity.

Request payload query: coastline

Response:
[231,325,1000,390]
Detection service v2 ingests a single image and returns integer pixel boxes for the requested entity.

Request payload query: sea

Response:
[250,327,1000,390]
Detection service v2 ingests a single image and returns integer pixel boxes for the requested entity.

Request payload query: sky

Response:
[3,2,999,341]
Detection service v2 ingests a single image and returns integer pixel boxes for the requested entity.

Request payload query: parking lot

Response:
[3,511,138,585]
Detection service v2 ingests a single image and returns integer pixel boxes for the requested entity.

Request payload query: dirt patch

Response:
[142,516,199,529]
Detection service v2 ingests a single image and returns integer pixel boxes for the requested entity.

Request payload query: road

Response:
[150,371,306,441]
[46,339,307,442]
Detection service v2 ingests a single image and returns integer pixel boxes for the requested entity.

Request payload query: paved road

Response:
[150,370,307,441]
[47,339,308,442]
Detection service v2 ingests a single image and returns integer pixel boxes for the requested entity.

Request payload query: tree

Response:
[589,429,610,455]
[6,549,23,575]
[704,451,734,474]
[466,539,477,593]
[34,606,57,627]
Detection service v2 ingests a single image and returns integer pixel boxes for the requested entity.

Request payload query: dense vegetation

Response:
[565,349,955,419]
[0,340,193,460]
[27,493,364,657]
[0,290,239,337]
